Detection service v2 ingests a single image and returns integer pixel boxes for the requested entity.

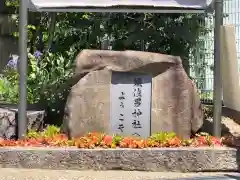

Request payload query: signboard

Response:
[110,71,152,138]
[29,0,213,9]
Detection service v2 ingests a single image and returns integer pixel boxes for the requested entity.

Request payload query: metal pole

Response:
[213,0,223,137]
[18,0,28,139]
[141,17,145,51]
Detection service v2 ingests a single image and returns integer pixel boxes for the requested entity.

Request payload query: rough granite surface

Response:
[0,108,45,139]
[0,147,238,172]
[63,50,203,139]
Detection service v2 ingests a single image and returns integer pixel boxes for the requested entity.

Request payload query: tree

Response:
[3,1,210,125]
[5,1,208,74]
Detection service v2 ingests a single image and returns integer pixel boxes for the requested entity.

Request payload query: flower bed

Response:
[0,125,223,148]
[0,126,239,172]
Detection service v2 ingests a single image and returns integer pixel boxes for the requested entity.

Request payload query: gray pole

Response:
[213,0,223,137]
[18,0,28,139]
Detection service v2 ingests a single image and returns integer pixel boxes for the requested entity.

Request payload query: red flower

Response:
[168,137,182,147]
[102,135,113,147]
[210,136,222,146]
[195,136,207,146]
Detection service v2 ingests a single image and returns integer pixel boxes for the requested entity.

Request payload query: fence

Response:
[189,14,214,104]
[190,0,240,104]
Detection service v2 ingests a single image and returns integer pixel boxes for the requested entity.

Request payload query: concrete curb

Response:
[0,147,239,172]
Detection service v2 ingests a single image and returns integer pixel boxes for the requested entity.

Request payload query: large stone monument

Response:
[62,50,203,139]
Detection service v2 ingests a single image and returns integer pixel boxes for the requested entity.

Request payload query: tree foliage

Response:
[3,0,209,124]
[6,0,208,65]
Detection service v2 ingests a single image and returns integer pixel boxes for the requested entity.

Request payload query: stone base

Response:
[0,108,45,139]
[0,147,238,172]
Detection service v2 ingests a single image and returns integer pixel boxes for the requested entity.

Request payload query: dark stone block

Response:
[0,108,45,139]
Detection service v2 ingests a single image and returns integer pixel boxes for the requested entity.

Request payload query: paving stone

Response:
[0,169,239,180]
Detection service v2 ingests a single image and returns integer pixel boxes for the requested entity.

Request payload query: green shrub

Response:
[203,105,213,119]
